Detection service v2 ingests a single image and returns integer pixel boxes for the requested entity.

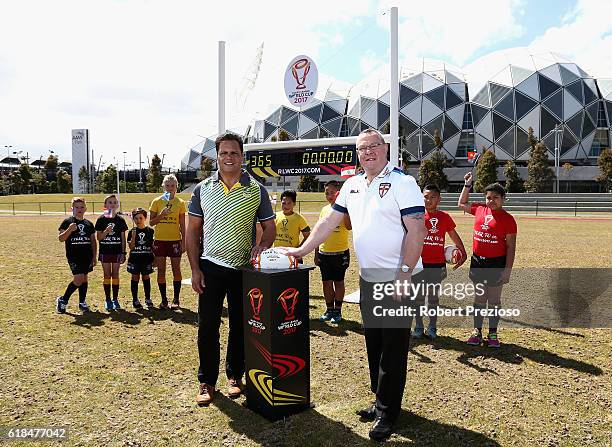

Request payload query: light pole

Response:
[123,151,127,193]
[4,145,12,158]
[553,125,563,193]
[161,153,166,173]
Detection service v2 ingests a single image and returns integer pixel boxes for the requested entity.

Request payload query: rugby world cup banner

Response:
[284,55,318,108]
[242,266,314,420]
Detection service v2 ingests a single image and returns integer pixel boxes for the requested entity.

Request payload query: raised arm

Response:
[58,222,76,242]
[458,171,473,213]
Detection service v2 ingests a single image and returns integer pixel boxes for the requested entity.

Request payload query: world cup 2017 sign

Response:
[284,55,318,108]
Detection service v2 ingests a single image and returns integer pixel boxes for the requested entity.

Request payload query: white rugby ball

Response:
[252,248,298,270]
[444,244,461,264]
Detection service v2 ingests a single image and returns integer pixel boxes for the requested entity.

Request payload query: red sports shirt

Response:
[470,203,517,258]
[422,210,456,264]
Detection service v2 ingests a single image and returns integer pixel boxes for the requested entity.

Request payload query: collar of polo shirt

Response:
[212,169,251,194]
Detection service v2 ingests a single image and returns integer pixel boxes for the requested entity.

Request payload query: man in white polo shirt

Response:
[284,128,426,441]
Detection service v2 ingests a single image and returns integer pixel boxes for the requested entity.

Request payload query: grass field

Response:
[0,206,610,446]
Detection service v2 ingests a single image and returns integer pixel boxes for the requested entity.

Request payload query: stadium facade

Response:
[181,51,611,190]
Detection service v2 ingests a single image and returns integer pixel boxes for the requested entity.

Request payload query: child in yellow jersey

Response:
[149,174,186,309]
[273,190,310,252]
[315,181,351,324]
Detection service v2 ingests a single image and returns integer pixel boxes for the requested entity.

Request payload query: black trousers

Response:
[197,260,244,386]
[359,276,412,422]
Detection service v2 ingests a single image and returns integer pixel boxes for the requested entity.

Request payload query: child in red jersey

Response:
[413,184,467,340]
[458,172,517,348]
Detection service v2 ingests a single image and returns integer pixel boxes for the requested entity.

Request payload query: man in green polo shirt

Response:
[186,132,276,406]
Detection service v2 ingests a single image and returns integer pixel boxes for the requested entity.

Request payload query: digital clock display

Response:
[246,145,356,177]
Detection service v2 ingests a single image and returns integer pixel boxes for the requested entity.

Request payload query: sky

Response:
[0,0,611,170]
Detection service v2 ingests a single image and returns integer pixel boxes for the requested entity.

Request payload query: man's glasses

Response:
[357,142,385,153]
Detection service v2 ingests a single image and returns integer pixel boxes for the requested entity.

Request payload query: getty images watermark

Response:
[358,268,612,329]
[370,279,520,319]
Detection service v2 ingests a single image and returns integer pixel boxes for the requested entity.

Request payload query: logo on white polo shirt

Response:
[378,183,391,198]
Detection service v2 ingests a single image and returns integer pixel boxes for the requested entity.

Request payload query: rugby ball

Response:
[444,244,461,264]
[252,248,298,270]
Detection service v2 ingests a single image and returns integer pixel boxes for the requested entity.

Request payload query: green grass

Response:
[0,214,610,446]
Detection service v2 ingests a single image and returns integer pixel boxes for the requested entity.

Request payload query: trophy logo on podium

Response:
[291,58,311,90]
[248,288,264,321]
[278,287,299,321]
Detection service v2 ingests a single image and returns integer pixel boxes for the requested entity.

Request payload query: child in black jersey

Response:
[127,208,155,309]
[95,194,128,311]
[57,197,97,314]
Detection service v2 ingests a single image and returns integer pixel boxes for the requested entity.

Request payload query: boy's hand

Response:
[67,222,77,233]
[452,250,467,270]
[464,172,473,185]
[104,224,114,235]
[159,207,171,216]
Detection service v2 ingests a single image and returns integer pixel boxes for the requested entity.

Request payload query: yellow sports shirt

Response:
[319,204,350,253]
[273,211,310,248]
[149,196,186,241]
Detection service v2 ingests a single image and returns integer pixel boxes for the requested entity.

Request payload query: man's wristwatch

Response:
[400,264,412,273]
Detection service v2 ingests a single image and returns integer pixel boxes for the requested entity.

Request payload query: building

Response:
[181,50,612,191]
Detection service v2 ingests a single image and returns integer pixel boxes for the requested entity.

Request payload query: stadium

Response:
[181,49,612,192]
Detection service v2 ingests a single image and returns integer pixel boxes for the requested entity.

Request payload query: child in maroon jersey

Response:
[458,172,517,348]
[413,184,467,340]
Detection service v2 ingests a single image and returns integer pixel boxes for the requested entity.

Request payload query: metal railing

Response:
[1,197,611,217]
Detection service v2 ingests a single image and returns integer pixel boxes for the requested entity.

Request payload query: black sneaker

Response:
[369,417,393,441]
[56,296,67,314]
[356,403,376,421]
[133,299,143,309]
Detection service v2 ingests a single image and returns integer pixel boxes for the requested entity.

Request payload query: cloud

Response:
[374,0,526,67]
[0,0,370,168]
[528,0,612,78]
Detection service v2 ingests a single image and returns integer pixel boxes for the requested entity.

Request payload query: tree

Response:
[561,162,574,193]
[474,149,498,192]
[503,160,523,193]
[298,176,319,192]
[44,154,59,181]
[18,163,34,194]
[524,127,555,192]
[147,154,163,193]
[597,148,612,192]
[56,169,72,193]
[98,164,118,193]
[0,176,10,195]
[8,171,23,195]
[198,156,214,181]
[418,148,449,190]
[78,165,90,193]
[31,171,49,193]
[278,129,291,142]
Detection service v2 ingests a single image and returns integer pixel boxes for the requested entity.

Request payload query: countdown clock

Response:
[246,145,356,178]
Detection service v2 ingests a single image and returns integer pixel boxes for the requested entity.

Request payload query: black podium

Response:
[241,265,315,421]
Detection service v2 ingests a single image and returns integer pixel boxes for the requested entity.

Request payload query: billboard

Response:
[71,129,90,193]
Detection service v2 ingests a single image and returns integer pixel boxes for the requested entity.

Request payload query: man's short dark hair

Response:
[484,183,506,197]
[325,180,341,190]
[281,190,297,202]
[215,132,244,153]
[423,184,440,194]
